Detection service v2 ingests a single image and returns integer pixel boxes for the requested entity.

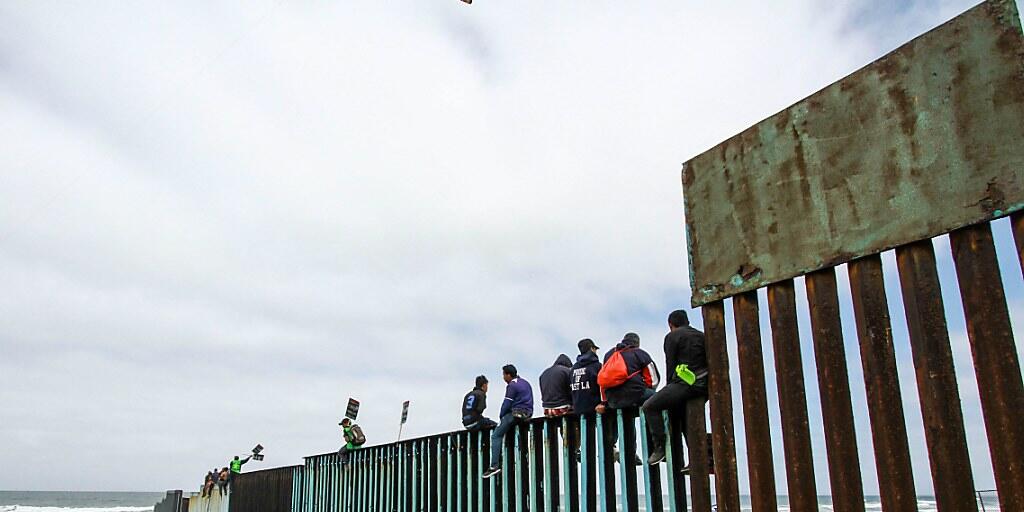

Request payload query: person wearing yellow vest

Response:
[226,454,252,491]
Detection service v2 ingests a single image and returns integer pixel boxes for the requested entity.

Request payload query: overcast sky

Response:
[1,0,1021,497]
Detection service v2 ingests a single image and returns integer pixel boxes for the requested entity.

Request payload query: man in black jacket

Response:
[597,333,659,466]
[642,309,708,464]
[568,338,602,459]
[462,375,497,431]
[539,354,573,417]
[598,333,659,410]
[570,339,601,415]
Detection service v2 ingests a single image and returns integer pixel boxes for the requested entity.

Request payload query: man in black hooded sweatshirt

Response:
[642,309,708,465]
[539,354,574,417]
[570,339,602,415]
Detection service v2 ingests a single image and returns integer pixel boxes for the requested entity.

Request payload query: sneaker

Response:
[482,466,501,479]
[647,447,666,465]
[574,449,581,463]
[612,448,620,463]
[633,454,643,466]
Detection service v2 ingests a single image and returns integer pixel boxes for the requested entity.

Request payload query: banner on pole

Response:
[400,400,410,425]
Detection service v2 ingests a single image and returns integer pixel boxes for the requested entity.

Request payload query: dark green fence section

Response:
[230,465,300,512]
[292,408,712,512]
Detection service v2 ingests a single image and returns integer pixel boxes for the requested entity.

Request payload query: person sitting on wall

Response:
[462,375,498,431]
[217,467,230,496]
[540,354,574,418]
[596,332,660,466]
[337,417,366,465]
[641,309,709,466]
[482,364,534,478]
[202,470,215,497]
[570,338,602,459]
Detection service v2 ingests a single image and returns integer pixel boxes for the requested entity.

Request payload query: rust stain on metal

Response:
[682,0,1024,306]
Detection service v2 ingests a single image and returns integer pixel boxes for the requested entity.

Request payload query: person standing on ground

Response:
[482,364,534,478]
[463,375,498,431]
[642,309,708,465]
[596,332,659,465]
[337,417,367,465]
[539,354,573,417]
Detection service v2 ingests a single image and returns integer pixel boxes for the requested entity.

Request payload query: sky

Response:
[0,0,1020,497]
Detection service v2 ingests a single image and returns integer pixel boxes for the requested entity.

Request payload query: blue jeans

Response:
[489,414,519,467]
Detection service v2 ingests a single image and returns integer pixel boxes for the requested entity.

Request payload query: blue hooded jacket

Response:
[499,377,534,418]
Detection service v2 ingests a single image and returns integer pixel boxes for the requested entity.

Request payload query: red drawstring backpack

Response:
[597,348,641,390]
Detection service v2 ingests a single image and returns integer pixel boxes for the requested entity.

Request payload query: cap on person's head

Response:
[622,332,640,346]
[668,309,689,327]
[475,375,488,388]
[233,456,239,460]
[339,418,352,426]
[502,364,518,377]
[578,338,599,354]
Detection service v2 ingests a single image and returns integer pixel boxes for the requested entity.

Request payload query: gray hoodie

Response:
[539,354,574,409]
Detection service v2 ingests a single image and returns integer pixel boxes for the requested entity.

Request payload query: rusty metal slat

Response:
[766,280,819,511]
[1013,211,1024,277]
[847,255,918,511]
[701,301,741,512]
[732,291,778,511]
[950,222,1024,511]
[805,269,865,512]
[895,239,977,510]
[685,398,712,512]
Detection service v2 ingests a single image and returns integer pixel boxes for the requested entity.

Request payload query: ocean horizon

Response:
[0,490,1002,511]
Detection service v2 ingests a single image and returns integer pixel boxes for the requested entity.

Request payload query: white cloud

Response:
[1,0,1008,496]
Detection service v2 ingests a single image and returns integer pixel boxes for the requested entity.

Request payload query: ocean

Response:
[0,491,162,512]
[0,490,999,511]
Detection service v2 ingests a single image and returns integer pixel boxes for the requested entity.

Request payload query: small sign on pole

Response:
[345,398,360,421]
[397,400,410,441]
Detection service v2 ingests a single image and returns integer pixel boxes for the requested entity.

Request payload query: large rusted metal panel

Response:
[682,0,1024,306]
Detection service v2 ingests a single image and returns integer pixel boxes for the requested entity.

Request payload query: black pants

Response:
[641,381,707,449]
[465,417,497,432]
